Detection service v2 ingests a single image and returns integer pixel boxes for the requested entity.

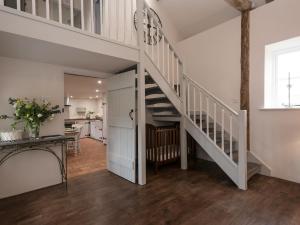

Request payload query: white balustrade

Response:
[184,76,245,169]
[0,0,137,46]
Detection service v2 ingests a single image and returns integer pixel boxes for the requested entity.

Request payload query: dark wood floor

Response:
[1,160,300,225]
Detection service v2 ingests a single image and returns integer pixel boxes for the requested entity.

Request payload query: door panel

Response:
[107,71,136,183]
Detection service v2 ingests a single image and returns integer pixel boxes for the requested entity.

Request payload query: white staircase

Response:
[142,3,260,190]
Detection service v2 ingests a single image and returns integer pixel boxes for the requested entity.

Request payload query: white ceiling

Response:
[158,0,268,40]
[64,74,106,99]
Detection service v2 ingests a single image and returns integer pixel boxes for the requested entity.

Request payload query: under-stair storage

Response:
[146,124,180,172]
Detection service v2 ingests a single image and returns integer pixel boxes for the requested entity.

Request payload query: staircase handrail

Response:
[184,74,239,116]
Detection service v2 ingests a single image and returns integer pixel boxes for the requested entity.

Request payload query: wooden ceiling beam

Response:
[225,0,253,11]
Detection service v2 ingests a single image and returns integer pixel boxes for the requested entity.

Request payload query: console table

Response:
[0,135,73,190]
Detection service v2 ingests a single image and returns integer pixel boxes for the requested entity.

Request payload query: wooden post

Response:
[240,10,250,150]
[137,0,146,185]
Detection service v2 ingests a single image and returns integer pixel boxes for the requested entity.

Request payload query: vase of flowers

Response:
[0,98,61,140]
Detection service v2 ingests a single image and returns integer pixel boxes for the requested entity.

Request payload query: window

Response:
[265,38,300,108]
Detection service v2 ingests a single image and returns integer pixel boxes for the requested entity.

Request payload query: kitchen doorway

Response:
[64,74,107,178]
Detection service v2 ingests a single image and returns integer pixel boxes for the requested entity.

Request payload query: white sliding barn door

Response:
[107,71,136,183]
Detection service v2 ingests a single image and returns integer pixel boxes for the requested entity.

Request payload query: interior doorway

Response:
[64,74,107,178]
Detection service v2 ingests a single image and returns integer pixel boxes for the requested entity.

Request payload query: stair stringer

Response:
[185,117,240,187]
[247,151,271,176]
[145,55,182,113]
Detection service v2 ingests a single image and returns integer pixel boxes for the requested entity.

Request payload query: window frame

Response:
[266,45,300,108]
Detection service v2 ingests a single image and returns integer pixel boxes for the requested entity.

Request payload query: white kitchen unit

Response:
[76,120,90,138]
[90,120,103,141]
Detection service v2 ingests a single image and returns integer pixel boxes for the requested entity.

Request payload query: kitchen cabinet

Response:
[76,120,90,138]
[90,120,103,141]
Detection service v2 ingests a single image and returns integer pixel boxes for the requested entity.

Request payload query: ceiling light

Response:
[96,89,100,93]
[98,80,102,84]
[89,97,93,99]
[96,96,99,98]
[70,96,73,98]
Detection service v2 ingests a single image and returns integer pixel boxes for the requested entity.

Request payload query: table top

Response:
[0,135,73,149]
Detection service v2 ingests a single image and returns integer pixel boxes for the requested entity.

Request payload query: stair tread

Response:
[146,94,167,99]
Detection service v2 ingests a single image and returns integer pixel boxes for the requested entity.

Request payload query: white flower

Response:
[37,114,43,118]
[29,118,33,121]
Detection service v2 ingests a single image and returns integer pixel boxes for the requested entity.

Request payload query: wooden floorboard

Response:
[1,160,300,225]
[67,138,106,178]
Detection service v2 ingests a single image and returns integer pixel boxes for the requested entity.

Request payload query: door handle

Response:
[129,109,134,121]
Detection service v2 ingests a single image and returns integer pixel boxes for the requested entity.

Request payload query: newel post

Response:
[0,0,4,6]
[180,70,187,170]
[136,0,146,185]
[238,110,248,190]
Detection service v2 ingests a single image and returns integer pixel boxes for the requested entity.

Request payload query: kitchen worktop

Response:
[65,118,103,121]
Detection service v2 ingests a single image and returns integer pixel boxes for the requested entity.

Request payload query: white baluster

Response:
[91,0,94,33]
[238,110,248,190]
[193,86,196,123]
[167,43,170,83]
[17,0,21,11]
[172,51,174,89]
[214,103,217,144]
[32,0,36,15]
[157,26,160,69]
[145,8,149,54]
[107,0,111,37]
[0,0,3,6]
[176,58,179,96]
[151,18,154,60]
[46,0,50,19]
[100,0,103,35]
[230,115,233,159]
[116,0,119,40]
[58,0,62,24]
[187,81,190,118]
[81,0,85,30]
[70,0,74,27]
[124,0,127,42]
[130,0,134,44]
[162,35,165,77]
[221,109,225,151]
[199,92,202,130]
[206,97,209,137]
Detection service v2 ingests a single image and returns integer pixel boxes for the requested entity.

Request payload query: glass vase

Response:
[29,127,40,139]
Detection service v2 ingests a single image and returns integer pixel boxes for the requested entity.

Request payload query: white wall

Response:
[250,0,300,183]
[176,0,300,184]
[176,17,241,111]
[68,98,104,119]
[0,56,65,199]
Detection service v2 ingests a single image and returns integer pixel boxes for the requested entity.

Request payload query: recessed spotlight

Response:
[96,89,100,93]
[96,96,99,98]
[89,97,93,99]
[70,96,73,98]
[98,80,102,84]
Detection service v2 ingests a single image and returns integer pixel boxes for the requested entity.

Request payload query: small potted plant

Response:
[0,98,62,140]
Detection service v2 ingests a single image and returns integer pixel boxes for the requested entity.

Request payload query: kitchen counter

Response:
[64,119,104,141]
[65,118,103,121]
